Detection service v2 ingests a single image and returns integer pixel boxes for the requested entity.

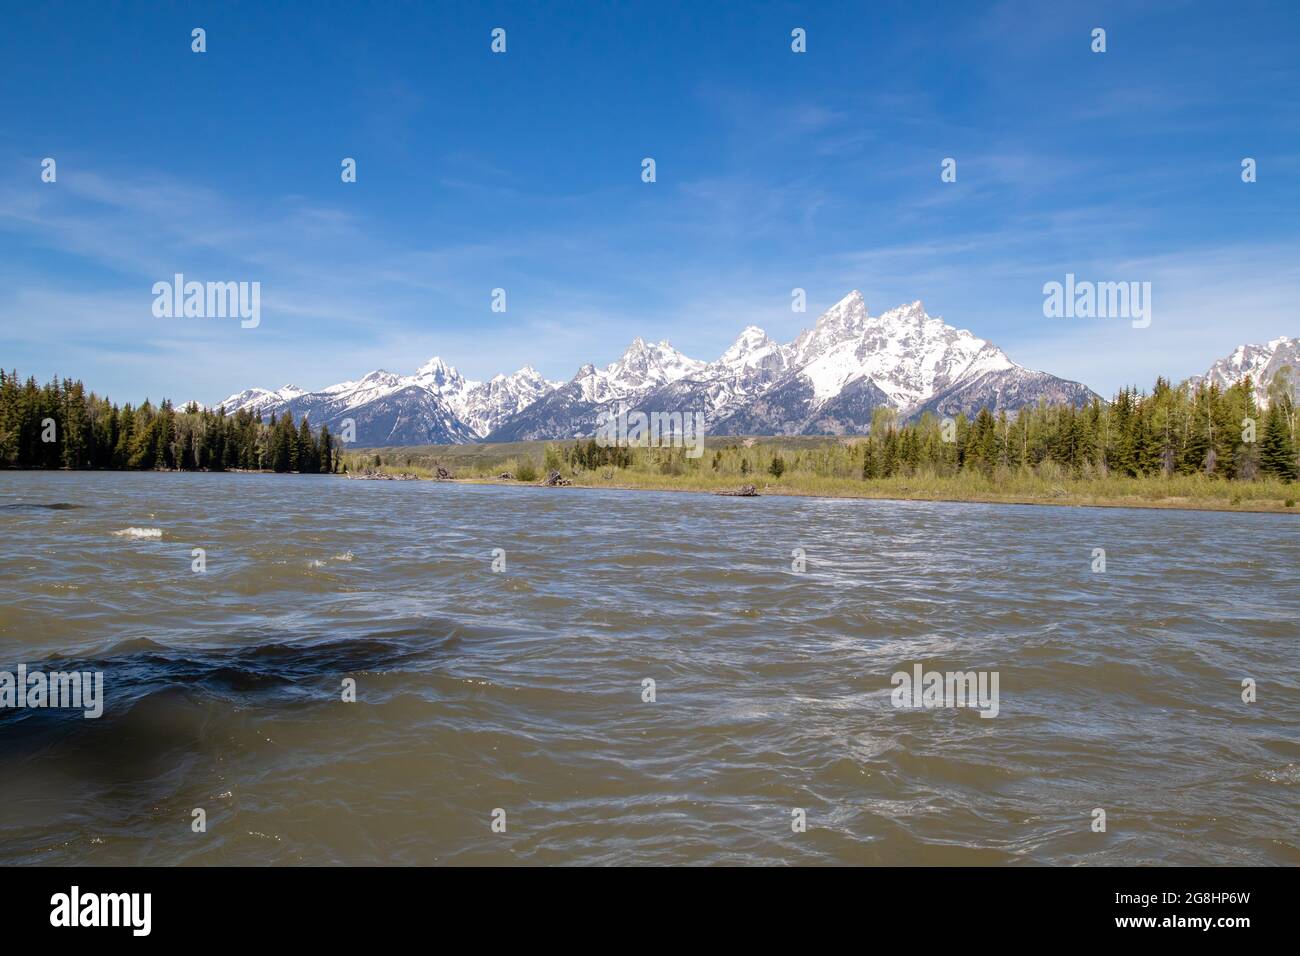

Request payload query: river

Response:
[1,471,1296,864]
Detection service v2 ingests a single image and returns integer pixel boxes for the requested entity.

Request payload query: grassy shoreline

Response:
[344,451,1298,514]
[474,475,1298,513]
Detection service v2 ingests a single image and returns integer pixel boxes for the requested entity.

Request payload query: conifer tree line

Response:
[0,370,338,473]
[838,374,1296,482]
[2,368,1296,481]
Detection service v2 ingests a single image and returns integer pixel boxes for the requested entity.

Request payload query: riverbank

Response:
[350,466,1299,514]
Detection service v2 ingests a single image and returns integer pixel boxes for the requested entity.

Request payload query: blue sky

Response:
[1,0,1297,404]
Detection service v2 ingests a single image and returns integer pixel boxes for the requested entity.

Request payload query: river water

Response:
[1,471,1296,865]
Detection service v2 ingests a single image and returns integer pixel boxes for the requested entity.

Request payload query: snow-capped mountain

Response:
[458,366,559,437]
[216,361,562,447]
[792,298,1015,408]
[697,292,1096,435]
[215,384,306,419]
[1189,336,1300,406]
[486,338,707,441]
[215,290,1101,445]
[629,325,793,428]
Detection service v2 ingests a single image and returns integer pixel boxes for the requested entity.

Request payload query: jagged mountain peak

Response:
[811,289,868,330]
[616,335,690,360]
[875,300,927,324]
[721,326,774,361]
[489,364,539,383]
[831,288,866,310]
[414,355,462,380]
[1191,335,1300,406]
[215,350,563,444]
[603,336,705,391]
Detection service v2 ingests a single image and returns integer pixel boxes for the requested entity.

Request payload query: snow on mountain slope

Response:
[459,366,559,437]
[216,358,561,444]
[632,326,793,427]
[909,365,1098,422]
[718,325,783,370]
[215,384,305,419]
[700,292,1081,435]
[574,338,705,404]
[486,339,707,441]
[318,385,479,447]
[1189,336,1300,406]
[790,293,1016,409]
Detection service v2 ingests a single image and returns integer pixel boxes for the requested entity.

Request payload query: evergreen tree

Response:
[317,424,334,473]
[1260,397,1298,480]
[862,439,879,479]
[297,417,317,473]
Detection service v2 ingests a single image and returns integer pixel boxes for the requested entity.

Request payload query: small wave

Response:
[332,551,354,562]
[0,502,85,511]
[112,527,163,539]
[307,559,327,568]
[102,637,171,655]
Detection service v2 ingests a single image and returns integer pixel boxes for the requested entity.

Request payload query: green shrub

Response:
[543,444,563,473]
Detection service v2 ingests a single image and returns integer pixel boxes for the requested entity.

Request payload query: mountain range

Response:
[214,291,1294,446]
[216,358,561,446]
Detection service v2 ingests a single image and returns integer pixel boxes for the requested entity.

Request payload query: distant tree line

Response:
[729,374,1295,483]
[0,371,338,473]
[563,440,634,471]
[849,375,1297,481]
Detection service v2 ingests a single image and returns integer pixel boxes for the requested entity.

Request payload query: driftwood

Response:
[544,470,572,486]
[435,466,454,480]
[716,484,759,497]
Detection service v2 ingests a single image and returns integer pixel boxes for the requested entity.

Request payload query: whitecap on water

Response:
[111,527,163,539]
[1259,765,1300,785]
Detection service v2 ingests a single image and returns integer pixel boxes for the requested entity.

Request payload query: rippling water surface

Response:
[1,471,1296,865]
